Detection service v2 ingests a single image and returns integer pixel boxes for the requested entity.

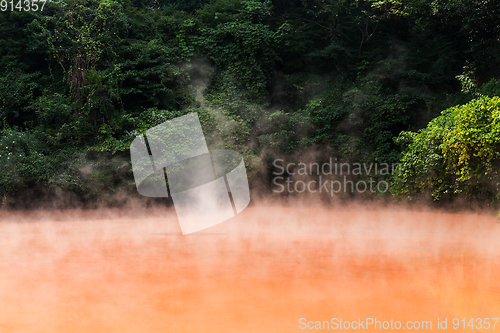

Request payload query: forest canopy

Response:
[1,0,500,207]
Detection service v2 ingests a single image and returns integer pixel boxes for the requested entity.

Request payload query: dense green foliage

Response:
[392,96,500,203]
[1,0,499,207]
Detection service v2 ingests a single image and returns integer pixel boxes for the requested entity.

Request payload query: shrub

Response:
[392,96,500,203]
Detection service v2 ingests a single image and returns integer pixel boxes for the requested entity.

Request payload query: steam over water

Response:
[1,204,499,332]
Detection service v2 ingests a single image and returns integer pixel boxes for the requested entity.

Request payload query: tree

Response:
[194,0,280,98]
[392,96,500,203]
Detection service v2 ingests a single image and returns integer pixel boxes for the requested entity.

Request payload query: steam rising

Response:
[1,56,499,332]
[0,203,499,332]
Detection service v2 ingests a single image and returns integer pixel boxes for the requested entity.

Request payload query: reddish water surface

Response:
[0,204,499,332]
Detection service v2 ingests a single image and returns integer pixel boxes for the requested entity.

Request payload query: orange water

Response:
[0,205,499,332]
